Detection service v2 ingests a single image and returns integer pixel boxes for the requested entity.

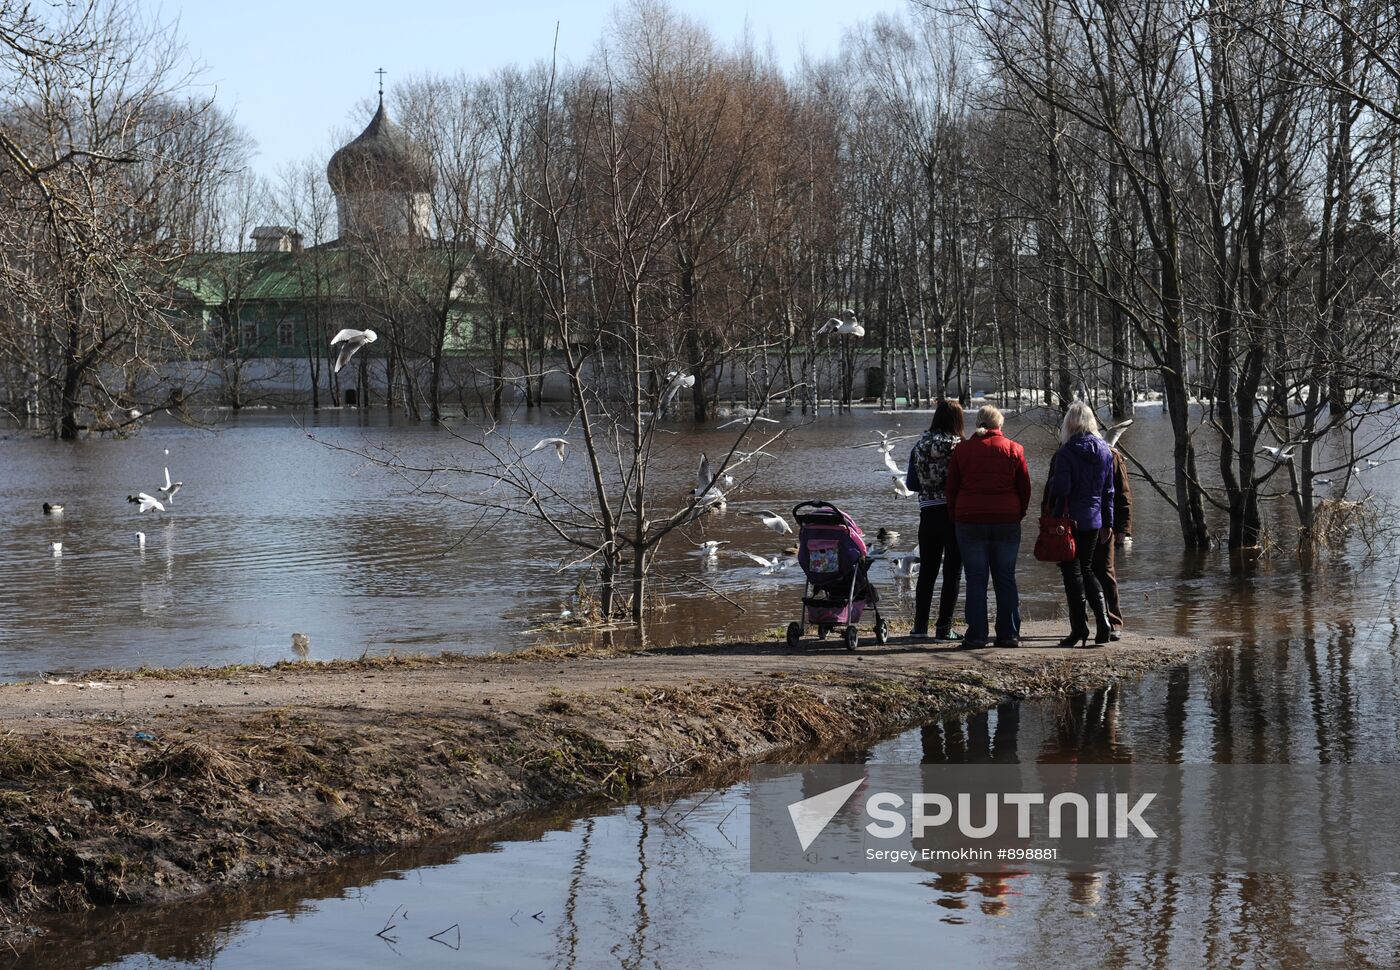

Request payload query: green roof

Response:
[171,248,476,306]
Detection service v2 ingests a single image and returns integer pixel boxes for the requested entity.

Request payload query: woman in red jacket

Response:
[945,404,1031,648]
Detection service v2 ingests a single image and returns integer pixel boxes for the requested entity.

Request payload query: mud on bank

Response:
[0,626,1216,949]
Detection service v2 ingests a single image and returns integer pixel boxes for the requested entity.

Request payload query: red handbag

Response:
[1034,501,1077,563]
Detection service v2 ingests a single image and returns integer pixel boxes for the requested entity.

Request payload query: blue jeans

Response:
[954,522,1021,643]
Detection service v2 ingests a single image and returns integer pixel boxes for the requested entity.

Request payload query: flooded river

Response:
[2,405,1391,675]
[6,405,1400,967]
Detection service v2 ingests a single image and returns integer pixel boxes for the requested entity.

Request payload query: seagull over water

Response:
[717,415,780,430]
[330,328,378,374]
[1104,419,1134,448]
[43,503,63,515]
[887,552,919,576]
[529,437,570,462]
[660,371,696,411]
[737,550,779,570]
[691,540,729,557]
[692,454,727,508]
[135,492,165,514]
[158,467,182,503]
[748,509,793,535]
[1259,445,1297,463]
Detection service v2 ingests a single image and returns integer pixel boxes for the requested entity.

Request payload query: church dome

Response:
[326,100,434,195]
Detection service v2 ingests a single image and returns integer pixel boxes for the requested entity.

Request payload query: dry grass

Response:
[141,741,251,786]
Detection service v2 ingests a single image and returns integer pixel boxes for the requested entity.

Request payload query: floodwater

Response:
[7,404,1400,967]
[3,404,1392,675]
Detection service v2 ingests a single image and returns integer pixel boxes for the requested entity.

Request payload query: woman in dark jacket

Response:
[1045,401,1115,647]
[904,400,965,640]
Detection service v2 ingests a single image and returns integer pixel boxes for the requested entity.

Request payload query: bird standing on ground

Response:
[529,437,570,462]
[330,328,378,373]
[158,467,182,503]
[291,632,310,660]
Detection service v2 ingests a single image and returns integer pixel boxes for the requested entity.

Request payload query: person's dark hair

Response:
[930,399,965,440]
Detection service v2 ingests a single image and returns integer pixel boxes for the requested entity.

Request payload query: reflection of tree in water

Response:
[555,816,595,970]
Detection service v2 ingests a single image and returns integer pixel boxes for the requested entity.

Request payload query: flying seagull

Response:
[882,450,905,476]
[749,509,793,535]
[330,328,378,374]
[158,467,182,503]
[691,540,729,557]
[737,551,778,570]
[693,453,727,508]
[659,371,696,411]
[135,492,165,514]
[529,438,570,462]
[892,477,916,498]
[887,552,919,576]
[1259,445,1297,463]
[1104,419,1134,448]
[717,415,780,430]
[816,309,865,338]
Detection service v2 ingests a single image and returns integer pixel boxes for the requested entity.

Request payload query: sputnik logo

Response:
[787,777,864,851]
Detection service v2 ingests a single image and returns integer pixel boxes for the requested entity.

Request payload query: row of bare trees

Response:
[0,0,247,438]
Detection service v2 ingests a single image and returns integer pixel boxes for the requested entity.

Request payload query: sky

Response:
[159,0,908,179]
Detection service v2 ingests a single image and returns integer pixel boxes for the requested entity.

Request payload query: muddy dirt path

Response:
[0,623,1220,949]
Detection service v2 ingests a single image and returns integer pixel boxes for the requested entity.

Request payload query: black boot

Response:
[1091,593,1113,645]
[1057,596,1091,649]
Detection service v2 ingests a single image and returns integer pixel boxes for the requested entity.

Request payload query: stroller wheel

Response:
[875,618,890,645]
[843,625,859,651]
[785,622,803,650]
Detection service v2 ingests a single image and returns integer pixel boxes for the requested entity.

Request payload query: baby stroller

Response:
[786,501,889,651]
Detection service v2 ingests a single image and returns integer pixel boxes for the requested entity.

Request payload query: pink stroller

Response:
[786,501,889,651]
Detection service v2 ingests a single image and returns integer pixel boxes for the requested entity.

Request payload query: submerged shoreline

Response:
[0,624,1219,949]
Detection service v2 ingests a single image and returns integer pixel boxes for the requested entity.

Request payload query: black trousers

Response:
[1058,528,1103,629]
[1090,533,1122,628]
[914,503,962,633]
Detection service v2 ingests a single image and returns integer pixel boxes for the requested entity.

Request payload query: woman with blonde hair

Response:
[1044,401,1116,647]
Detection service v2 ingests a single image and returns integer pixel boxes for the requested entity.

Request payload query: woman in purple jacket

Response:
[1045,401,1115,647]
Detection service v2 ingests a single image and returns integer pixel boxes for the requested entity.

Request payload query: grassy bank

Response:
[0,626,1213,948]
